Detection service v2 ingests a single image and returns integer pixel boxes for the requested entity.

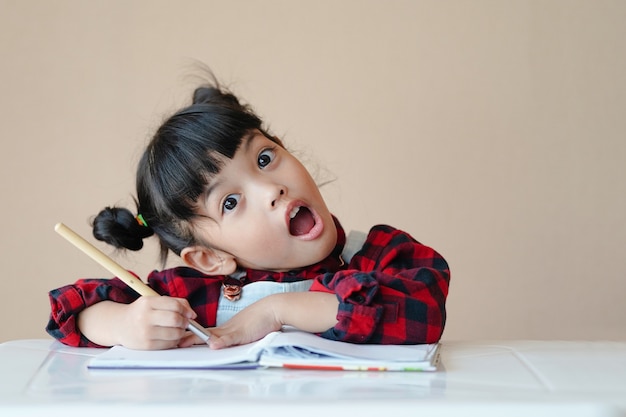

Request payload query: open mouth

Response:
[288,206,316,236]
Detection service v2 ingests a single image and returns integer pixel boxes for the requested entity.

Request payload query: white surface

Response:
[1,339,625,416]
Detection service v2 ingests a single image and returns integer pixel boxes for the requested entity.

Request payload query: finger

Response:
[144,296,197,319]
[124,326,185,350]
[178,331,201,348]
[208,332,242,350]
[155,297,197,319]
[149,309,190,330]
[208,336,228,350]
[147,323,189,342]
[173,298,198,319]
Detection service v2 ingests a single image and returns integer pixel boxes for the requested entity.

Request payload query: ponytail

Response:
[92,206,153,251]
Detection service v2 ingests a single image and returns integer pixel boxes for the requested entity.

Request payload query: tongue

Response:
[289,207,315,236]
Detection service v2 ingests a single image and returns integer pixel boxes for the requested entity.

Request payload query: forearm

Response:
[77,301,128,347]
[272,291,339,332]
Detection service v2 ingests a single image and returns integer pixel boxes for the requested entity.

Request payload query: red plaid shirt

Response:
[46,220,450,347]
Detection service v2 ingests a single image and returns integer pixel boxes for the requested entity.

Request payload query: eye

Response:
[257,148,276,168]
[222,194,240,213]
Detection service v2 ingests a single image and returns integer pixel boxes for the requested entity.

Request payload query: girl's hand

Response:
[205,292,339,349]
[77,297,198,350]
[205,296,283,349]
[117,296,198,350]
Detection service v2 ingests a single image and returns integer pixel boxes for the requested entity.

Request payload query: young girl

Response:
[47,79,450,350]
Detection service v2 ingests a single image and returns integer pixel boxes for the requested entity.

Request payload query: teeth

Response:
[289,206,301,219]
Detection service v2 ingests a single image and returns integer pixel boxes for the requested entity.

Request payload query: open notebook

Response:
[89,328,440,372]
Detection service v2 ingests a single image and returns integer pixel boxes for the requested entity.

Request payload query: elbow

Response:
[408,304,447,345]
[425,306,447,344]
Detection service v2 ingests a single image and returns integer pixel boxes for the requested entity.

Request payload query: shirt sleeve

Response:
[309,225,450,345]
[45,267,223,347]
[45,277,141,347]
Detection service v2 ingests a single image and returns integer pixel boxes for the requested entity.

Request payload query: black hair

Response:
[93,77,275,264]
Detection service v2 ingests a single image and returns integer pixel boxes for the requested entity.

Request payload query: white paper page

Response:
[268,329,438,362]
[258,351,439,371]
[88,332,279,369]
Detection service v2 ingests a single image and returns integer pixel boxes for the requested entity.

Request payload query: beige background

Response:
[1,0,624,343]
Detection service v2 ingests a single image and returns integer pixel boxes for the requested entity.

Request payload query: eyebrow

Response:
[202,178,221,209]
[202,131,259,203]
[241,130,259,152]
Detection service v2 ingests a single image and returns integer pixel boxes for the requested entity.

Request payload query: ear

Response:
[180,246,237,276]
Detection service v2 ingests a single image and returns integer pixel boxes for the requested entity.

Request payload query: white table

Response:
[1,339,625,416]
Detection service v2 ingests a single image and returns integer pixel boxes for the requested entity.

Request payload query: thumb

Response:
[208,331,245,350]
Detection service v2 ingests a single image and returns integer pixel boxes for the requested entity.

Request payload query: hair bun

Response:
[192,85,241,108]
[192,86,220,104]
[92,207,153,251]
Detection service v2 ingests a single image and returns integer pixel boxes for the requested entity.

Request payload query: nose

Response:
[270,187,286,208]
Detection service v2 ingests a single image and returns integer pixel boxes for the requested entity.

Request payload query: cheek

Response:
[284,158,314,181]
[292,167,319,192]
[245,224,284,252]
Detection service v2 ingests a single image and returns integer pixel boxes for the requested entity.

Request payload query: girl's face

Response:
[188,130,337,272]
